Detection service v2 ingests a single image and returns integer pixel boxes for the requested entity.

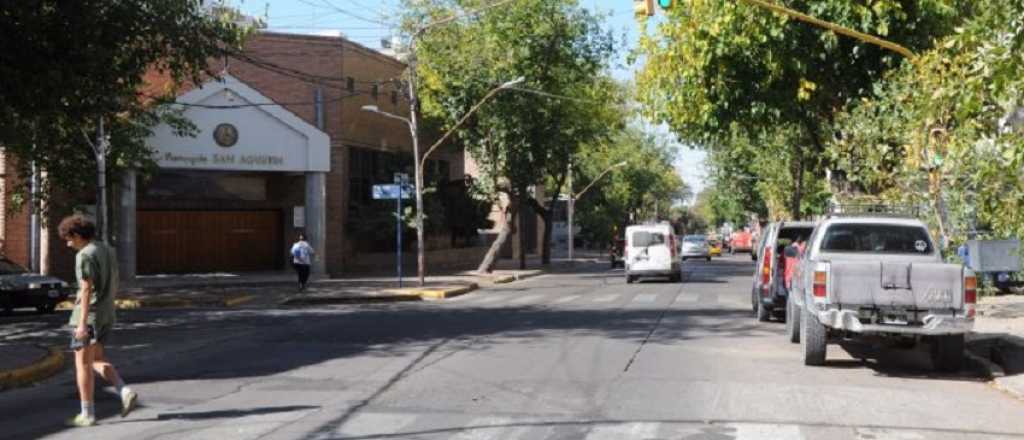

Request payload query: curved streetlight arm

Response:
[361,105,412,126]
[574,161,627,200]
[738,0,917,64]
[419,77,524,168]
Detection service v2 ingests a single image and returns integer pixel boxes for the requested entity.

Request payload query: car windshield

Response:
[683,235,705,243]
[0,257,28,275]
[820,224,934,254]
[632,231,665,247]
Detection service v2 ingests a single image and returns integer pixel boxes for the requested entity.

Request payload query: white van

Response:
[624,223,682,283]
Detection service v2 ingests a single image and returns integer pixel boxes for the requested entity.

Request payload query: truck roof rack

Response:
[826,203,921,218]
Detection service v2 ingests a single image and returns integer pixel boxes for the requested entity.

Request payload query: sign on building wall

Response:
[147,75,330,173]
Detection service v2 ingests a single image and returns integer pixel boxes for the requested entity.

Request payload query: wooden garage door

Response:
[138,211,282,274]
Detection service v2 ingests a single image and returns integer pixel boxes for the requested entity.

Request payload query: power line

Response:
[296,0,397,27]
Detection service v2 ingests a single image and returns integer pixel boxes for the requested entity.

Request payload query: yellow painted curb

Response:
[493,276,516,284]
[0,346,65,391]
[418,284,477,300]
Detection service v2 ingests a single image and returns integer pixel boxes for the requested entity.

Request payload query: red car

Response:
[729,230,754,254]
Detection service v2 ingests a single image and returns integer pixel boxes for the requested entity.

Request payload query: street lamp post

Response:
[567,160,627,261]
[362,77,523,286]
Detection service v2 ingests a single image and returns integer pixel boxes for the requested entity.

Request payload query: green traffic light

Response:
[658,0,672,8]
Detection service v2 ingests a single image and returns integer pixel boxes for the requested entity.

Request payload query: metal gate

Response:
[137,210,282,274]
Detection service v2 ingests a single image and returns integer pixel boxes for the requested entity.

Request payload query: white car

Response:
[624,223,682,283]
[680,235,711,261]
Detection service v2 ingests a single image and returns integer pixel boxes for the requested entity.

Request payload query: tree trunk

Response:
[477,204,514,273]
[528,196,554,265]
[94,118,109,243]
[518,192,527,270]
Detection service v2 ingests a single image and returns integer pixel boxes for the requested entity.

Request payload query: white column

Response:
[305,172,327,276]
[117,169,137,279]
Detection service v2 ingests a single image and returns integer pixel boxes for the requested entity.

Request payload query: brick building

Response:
[0,31,473,280]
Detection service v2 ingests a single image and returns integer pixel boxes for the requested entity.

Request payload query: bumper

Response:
[816,309,973,336]
[681,251,709,259]
[627,267,680,278]
[2,289,70,307]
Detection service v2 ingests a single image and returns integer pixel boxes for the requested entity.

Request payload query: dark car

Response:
[0,257,71,314]
[751,221,815,322]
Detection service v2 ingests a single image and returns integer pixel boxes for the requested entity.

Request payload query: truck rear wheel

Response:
[931,334,965,372]
[801,306,826,366]
[786,296,800,344]
[756,300,770,322]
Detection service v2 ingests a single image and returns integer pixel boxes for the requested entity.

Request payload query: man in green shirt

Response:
[60,215,138,427]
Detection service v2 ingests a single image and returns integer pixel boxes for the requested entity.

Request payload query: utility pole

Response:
[567,161,627,261]
[567,161,574,261]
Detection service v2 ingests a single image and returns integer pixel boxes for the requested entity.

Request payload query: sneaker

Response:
[67,414,95,427]
[120,389,138,417]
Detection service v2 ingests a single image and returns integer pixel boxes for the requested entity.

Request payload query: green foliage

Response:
[410,0,616,202]
[574,127,687,245]
[635,0,963,219]
[0,0,250,210]
[830,0,1024,244]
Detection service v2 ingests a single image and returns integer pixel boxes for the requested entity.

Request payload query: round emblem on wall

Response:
[213,123,239,148]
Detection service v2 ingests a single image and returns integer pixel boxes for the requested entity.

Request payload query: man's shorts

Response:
[68,323,112,350]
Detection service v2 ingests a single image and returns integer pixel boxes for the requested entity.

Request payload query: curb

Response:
[491,271,544,285]
[390,284,478,300]
[968,334,1024,400]
[57,293,257,311]
[0,346,65,391]
[280,292,423,306]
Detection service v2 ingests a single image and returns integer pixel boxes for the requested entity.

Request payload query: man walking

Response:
[291,233,315,291]
[60,214,137,427]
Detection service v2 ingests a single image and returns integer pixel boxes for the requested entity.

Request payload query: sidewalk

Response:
[969,293,1024,400]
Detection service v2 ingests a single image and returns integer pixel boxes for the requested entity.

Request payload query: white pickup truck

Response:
[789,216,976,371]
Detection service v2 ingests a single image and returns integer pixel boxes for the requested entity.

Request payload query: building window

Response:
[371,84,379,100]
[391,90,398,106]
[346,77,355,93]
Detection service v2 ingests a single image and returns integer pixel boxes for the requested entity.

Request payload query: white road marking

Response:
[591,294,619,303]
[332,412,419,437]
[552,295,581,304]
[733,423,804,440]
[633,293,658,303]
[507,294,543,305]
[584,422,660,440]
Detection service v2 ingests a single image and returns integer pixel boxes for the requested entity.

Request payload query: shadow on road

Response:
[156,405,320,421]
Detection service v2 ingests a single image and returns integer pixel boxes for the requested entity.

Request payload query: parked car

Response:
[624,223,681,283]
[750,221,815,322]
[729,229,754,256]
[790,215,974,371]
[609,238,625,268]
[0,257,71,314]
[708,240,723,257]
[681,235,712,261]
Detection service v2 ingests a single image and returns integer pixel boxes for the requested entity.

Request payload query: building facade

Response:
[1,31,473,280]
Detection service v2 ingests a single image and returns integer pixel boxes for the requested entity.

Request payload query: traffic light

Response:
[634,0,654,17]
[657,0,673,9]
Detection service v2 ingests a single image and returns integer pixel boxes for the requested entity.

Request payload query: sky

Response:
[231,0,707,201]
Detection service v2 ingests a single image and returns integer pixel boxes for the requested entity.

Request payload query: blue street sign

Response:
[372,184,412,200]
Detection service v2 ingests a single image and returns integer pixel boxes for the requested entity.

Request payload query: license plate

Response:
[47,289,60,298]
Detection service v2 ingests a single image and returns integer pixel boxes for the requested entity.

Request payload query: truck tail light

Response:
[670,235,678,258]
[813,271,827,298]
[760,248,772,296]
[964,275,977,318]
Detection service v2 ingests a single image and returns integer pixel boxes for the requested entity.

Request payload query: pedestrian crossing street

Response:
[316,411,979,440]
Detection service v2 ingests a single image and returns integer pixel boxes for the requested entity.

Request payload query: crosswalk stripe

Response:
[592,294,618,303]
[633,293,658,303]
[472,295,506,304]
[552,295,581,304]
[332,413,419,438]
[508,294,542,305]
[734,423,803,440]
[584,422,659,439]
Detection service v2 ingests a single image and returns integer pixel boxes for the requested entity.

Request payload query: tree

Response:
[0,1,250,240]
[635,0,964,219]
[574,127,687,247]
[829,0,1024,246]
[410,0,616,271]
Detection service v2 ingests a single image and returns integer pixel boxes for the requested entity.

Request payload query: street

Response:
[2,255,1023,440]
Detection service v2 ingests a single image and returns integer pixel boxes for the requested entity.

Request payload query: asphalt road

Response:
[2,255,1023,439]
